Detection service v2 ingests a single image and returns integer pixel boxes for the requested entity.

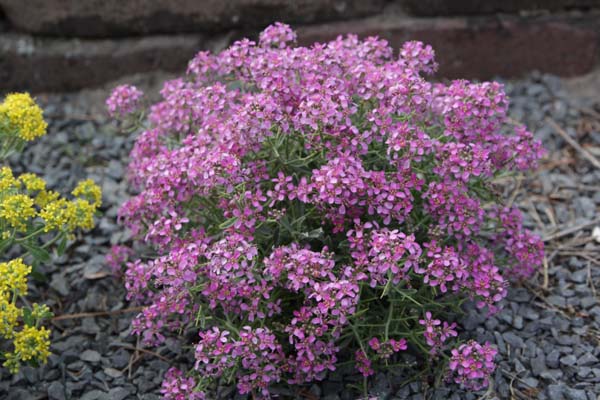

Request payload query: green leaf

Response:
[218,217,238,230]
[23,243,51,263]
[0,237,13,253]
[29,265,47,283]
[56,235,68,256]
[22,308,34,326]
[280,216,293,234]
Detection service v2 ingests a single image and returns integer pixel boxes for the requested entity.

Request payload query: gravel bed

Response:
[0,71,598,400]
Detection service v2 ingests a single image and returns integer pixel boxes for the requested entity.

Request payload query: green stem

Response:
[14,227,45,243]
[41,232,63,249]
[384,301,394,341]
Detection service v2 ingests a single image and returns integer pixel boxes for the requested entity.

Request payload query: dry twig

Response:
[109,342,173,363]
[52,306,144,322]
[543,216,600,242]
[547,118,600,169]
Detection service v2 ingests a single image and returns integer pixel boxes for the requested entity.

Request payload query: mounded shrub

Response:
[110,23,544,398]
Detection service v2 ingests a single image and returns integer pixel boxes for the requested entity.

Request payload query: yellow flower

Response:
[11,325,51,363]
[39,198,70,232]
[0,166,17,191]
[0,93,47,141]
[19,173,46,193]
[72,179,102,208]
[0,297,22,339]
[0,194,36,231]
[35,189,60,208]
[67,199,96,231]
[2,355,20,374]
[0,258,31,295]
[31,303,51,320]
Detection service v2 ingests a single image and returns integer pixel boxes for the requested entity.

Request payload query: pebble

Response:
[548,349,561,369]
[571,269,588,284]
[49,274,71,297]
[564,387,588,400]
[561,354,577,367]
[80,390,108,400]
[531,353,547,377]
[104,367,123,379]
[80,350,101,363]
[548,385,565,400]
[503,332,525,348]
[47,381,66,400]
[547,295,567,308]
[108,387,131,400]
[578,353,599,367]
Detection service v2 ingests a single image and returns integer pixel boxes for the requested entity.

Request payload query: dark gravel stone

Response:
[578,353,599,367]
[548,385,565,400]
[531,353,547,377]
[548,349,561,369]
[80,390,108,400]
[108,387,132,400]
[547,295,567,308]
[80,350,101,363]
[564,387,588,400]
[47,381,66,400]
[503,332,525,348]
[561,354,577,367]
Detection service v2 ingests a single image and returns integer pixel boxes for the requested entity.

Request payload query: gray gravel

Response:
[0,71,598,399]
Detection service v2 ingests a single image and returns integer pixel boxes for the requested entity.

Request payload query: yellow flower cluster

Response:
[12,326,51,362]
[0,296,21,338]
[72,179,102,208]
[0,165,102,238]
[0,194,36,232]
[19,173,46,192]
[0,93,47,141]
[0,167,17,191]
[3,325,51,373]
[0,258,31,295]
[0,258,51,373]
[39,197,98,233]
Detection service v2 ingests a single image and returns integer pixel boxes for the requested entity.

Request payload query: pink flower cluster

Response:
[448,340,497,390]
[194,326,285,396]
[105,244,133,276]
[106,84,143,117]
[419,312,458,355]
[368,337,407,361]
[113,23,544,398]
[160,368,204,400]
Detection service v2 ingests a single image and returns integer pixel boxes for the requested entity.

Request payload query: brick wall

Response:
[1,0,599,92]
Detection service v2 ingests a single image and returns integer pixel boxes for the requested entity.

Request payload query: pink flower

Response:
[368,337,408,359]
[448,340,497,390]
[106,84,143,117]
[259,22,297,49]
[419,312,457,354]
[355,349,374,377]
[161,368,205,400]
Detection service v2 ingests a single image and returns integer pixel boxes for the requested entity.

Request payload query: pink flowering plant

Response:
[110,23,544,398]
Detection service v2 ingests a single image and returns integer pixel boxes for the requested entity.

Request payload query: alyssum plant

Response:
[110,23,544,398]
[0,93,102,373]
